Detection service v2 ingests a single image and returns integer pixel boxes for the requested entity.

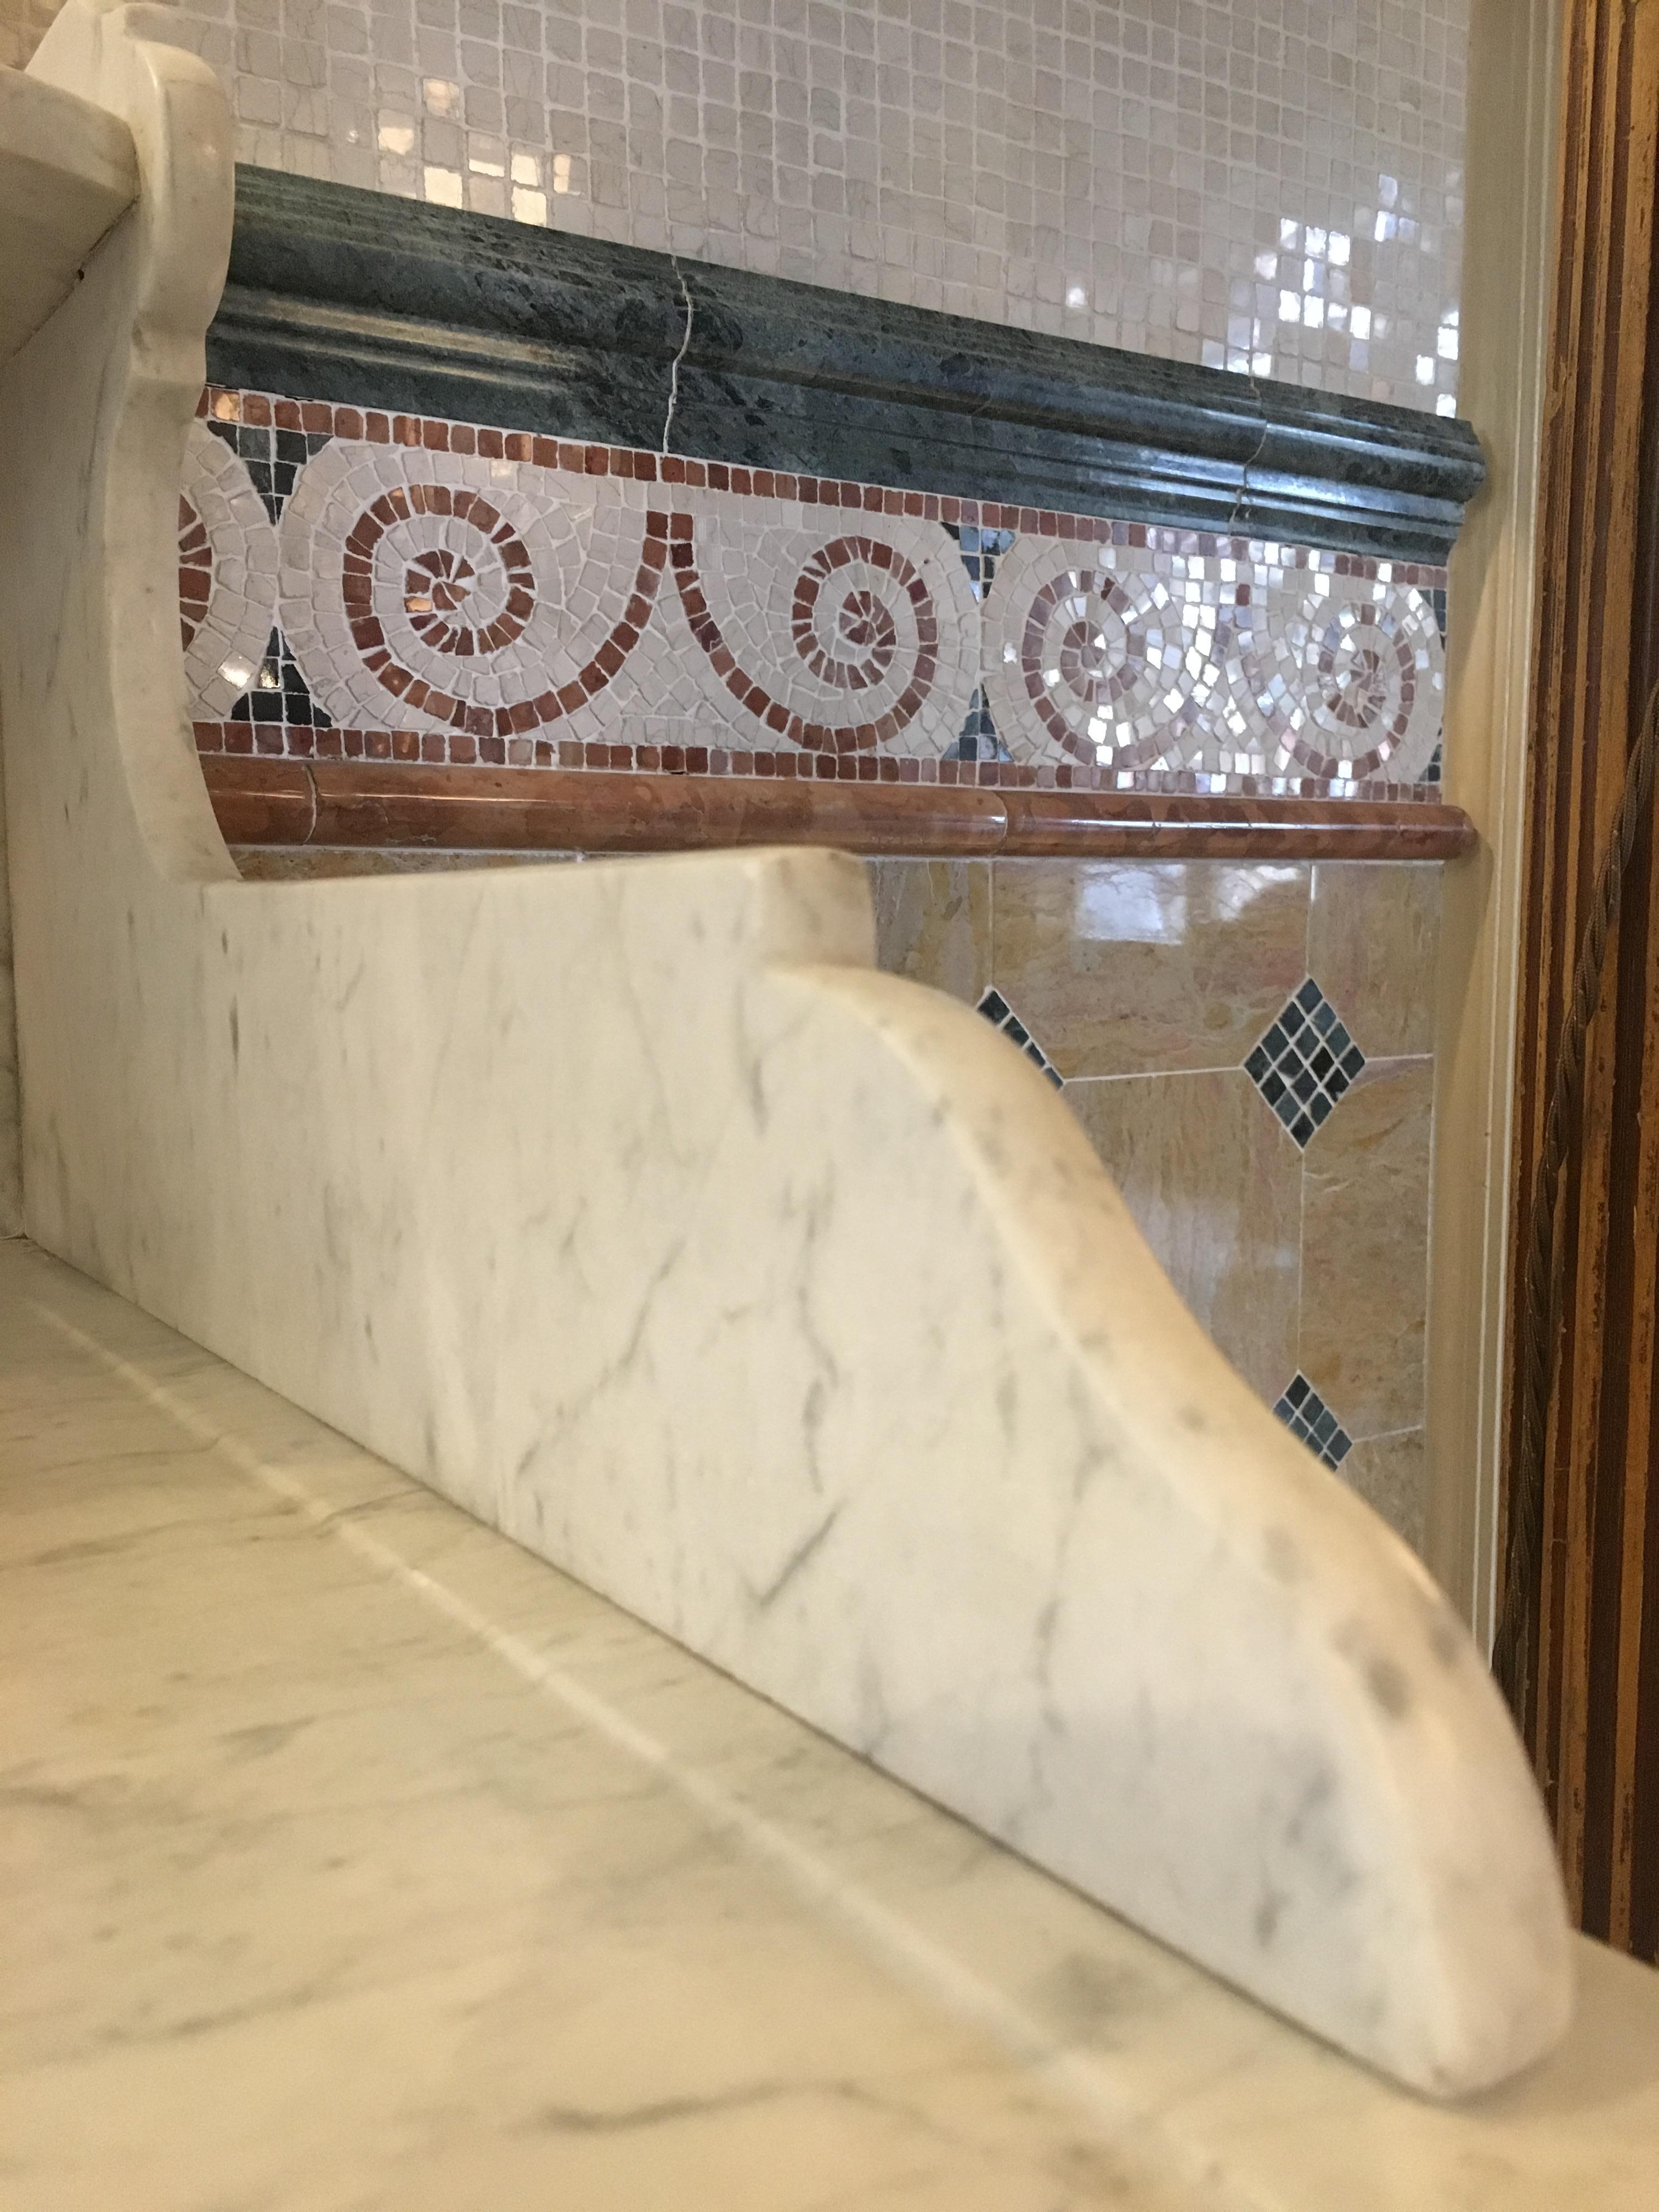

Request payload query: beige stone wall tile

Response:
[1299,1058,1434,1442]
[868,859,991,1005]
[1068,1069,1301,1404]
[1340,1427,1427,1556]
[990,859,1310,1079]
[1307,861,1442,1058]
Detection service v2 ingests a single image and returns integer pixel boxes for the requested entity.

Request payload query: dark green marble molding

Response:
[207,167,1485,563]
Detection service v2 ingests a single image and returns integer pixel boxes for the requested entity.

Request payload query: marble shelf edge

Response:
[208,166,1486,565]
[202,755,1480,863]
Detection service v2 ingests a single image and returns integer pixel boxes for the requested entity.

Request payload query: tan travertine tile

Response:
[868,857,992,1003]
[1307,863,1442,1059]
[1340,1428,1429,1556]
[1067,1069,1301,1404]
[1299,1059,1435,1442]
[991,860,1310,1079]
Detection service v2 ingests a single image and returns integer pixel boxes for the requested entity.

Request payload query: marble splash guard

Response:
[0,0,1576,2103]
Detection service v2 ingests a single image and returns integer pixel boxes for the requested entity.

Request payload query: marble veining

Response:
[204,166,1485,565]
[8,1235,1659,2211]
[0,0,1573,2100]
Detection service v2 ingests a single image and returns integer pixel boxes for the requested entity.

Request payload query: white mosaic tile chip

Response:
[179,420,281,720]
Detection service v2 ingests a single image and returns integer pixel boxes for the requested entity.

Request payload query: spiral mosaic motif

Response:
[1224,574,1444,783]
[182,388,1450,790]
[277,443,664,738]
[981,537,1216,772]
[672,506,977,754]
[178,421,280,718]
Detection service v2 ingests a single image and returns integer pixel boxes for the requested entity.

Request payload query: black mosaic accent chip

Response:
[944,521,1017,602]
[206,415,334,523]
[1244,977,1365,1148]
[228,625,332,727]
[955,684,1008,762]
[1271,1373,1355,1470]
[975,987,1064,1088]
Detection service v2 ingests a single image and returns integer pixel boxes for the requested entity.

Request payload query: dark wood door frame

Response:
[1503,0,1659,1958]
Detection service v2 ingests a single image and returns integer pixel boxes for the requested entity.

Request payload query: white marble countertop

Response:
[3,1232,1656,2210]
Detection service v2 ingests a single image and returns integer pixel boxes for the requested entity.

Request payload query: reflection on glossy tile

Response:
[1299,1059,1434,1441]
[1068,1070,1300,1404]
[991,860,1310,1080]
[869,859,992,1005]
[1307,862,1442,1059]
[1341,1428,1428,1556]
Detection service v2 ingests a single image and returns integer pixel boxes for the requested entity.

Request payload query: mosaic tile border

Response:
[185,386,1449,802]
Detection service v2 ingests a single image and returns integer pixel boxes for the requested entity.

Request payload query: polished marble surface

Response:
[200,166,1483,563]
[5,1234,1659,2212]
[1342,1429,1431,1559]
[991,859,1312,1080]
[1299,1059,1436,1444]
[202,755,1479,859]
[1066,1069,1303,1408]
[868,857,991,1008]
[1307,862,1444,1060]
[0,55,134,366]
[229,839,1445,1555]
[1,9,1575,2094]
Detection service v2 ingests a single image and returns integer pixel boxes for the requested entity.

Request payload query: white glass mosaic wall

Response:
[16,0,1469,413]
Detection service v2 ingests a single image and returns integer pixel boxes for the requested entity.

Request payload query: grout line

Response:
[1295,888,1314,1382]
[26,1288,1263,2209]
[1063,1063,1261,1086]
